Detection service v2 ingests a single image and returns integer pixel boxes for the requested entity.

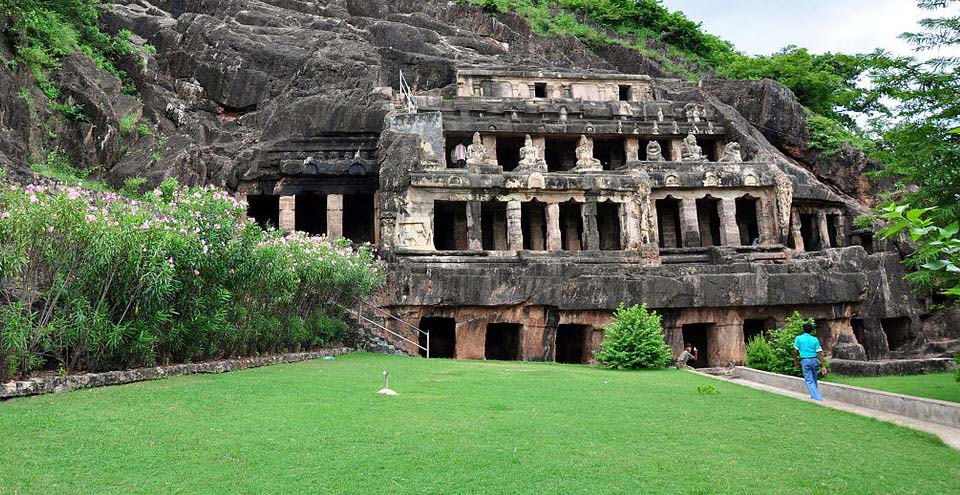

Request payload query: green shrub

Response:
[745,311,818,377]
[954,353,959,385]
[0,180,384,380]
[594,303,672,369]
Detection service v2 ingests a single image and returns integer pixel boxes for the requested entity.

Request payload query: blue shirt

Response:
[793,333,822,358]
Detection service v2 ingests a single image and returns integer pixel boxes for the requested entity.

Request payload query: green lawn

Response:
[825,372,960,403]
[2,353,959,494]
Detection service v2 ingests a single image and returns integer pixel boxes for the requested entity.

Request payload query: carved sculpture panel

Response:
[645,140,665,161]
[573,135,603,172]
[719,142,743,163]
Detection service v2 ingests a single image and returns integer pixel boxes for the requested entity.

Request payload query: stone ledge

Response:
[830,358,958,377]
[1,348,353,400]
[731,366,960,429]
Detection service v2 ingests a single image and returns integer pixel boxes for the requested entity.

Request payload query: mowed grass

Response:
[825,372,960,403]
[2,353,959,495]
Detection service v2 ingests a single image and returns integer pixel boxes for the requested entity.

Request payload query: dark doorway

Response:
[698,137,719,161]
[496,136,524,172]
[295,193,327,235]
[343,193,375,243]
[656,197,683,248]
[696,196,722,247]
[534,82,547,98]
[247,194,280,230]
[556,324,589,364]
[881,317,914,351]
[658,139,673,161]
[434,201,468,250]
[481,201,508,250]
[444,134,471,169]
[736,196,760,246]
[545,137,578,172]
[850,233,874,254]
[485,323,521,360]
[743,319,767,344]
[800,213,822,251]
[418,317,456,358]
[827,214,841,248]
[521,200,547,250]
[592,138,626,170]
[681,323,713,368]
[560,201,584,251]
[618,85,631,101]
[597,201,622,250]
[851,318,866,350]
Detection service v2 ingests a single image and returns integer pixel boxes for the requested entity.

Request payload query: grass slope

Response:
[826,372,960,404]
[2,353,959,494]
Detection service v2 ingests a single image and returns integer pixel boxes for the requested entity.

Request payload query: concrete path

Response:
[697,370,960,450]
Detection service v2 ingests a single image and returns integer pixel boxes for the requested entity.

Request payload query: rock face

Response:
[0,0,938,365]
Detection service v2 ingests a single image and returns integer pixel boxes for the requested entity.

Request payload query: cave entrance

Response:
[247,194,280,230]
[418,317,456,358]
[827,213,842,248]
[295,193,327,236]
[597,201,622,250]
[656,197,683,248]
[444,133,472,169]
[555,324,590,364]
[592,138,626,170]
[560,200,584,251]
[697,137,720,161]
[799,213,822,251]
[343,193,375,243]
[618,85,631,101]
[545,137,578,172]
[881,317,914,351]
[736,195,760,246]
[534,82,547,98]
[434,201,468,251]
[485,323,522,361]
[521,200,547,250]
[681,323,713,368]
[696,196,722,247]
[496,136,524,172]
[481,201,508,250]
[742,319,768,344]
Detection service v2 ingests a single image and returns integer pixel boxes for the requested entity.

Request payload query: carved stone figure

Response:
[559,106,568,123]
[691,124,701,134]
[515,135,547,172]
[645,140,665,162]
[703,170,719,187]
[466,131,489,167]
[573,135,602,171]
[684,103,704,123]
[671,121,680,134]
[774,173,794,241]
[707,121,715,134]
[617,119,623,133]
[680,133,704,162]
[657,107,664,122]
[719,142,743,163]
[636,171,655,245]
[652,121,660,134]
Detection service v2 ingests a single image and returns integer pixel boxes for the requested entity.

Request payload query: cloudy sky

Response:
[661,0,951,57]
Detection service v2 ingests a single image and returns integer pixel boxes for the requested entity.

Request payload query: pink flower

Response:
[0,211,9,219]
[193,270,200,276]
[29,195,37,203]
[67,190,80,200]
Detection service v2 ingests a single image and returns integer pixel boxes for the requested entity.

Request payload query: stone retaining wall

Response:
[829,358,958,376]
[1,348,353,400]
[731,366,960,429]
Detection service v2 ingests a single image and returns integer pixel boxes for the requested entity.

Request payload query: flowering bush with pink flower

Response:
[0,178,384,380]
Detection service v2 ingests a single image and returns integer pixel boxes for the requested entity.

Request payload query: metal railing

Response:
[335,296,430,358]
[398,70,417,114]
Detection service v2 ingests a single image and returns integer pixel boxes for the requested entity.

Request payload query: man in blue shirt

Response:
[793,322,828,401]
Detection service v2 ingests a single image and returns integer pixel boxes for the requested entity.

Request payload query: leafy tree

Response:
[745,311,818,377]
[878,204,960,296]
[594,303,672,369]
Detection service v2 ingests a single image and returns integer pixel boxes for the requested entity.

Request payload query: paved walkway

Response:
[697,370,960,450]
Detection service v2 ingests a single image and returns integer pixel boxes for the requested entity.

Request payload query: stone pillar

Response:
[818,211,832,249]
[625,137,640,163]
[720,198,741,246]
[279,195,296,232]
[506,200,523,251]
[467,201,483,251]
[455,315,487,360]
[373,191,381,246]
[582,200,600,250]
[623,199,642,250]
[680,197,701,248]
[835,215,847,247]
[482,134,498,166]
[670,139,683,162]
[790,209,805,251]
[545,203,562,251]
[528,204,545,250]
[327,194,343,238]
[712,322,747,367]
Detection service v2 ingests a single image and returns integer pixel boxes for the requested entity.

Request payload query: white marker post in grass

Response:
[377,370,398,396]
